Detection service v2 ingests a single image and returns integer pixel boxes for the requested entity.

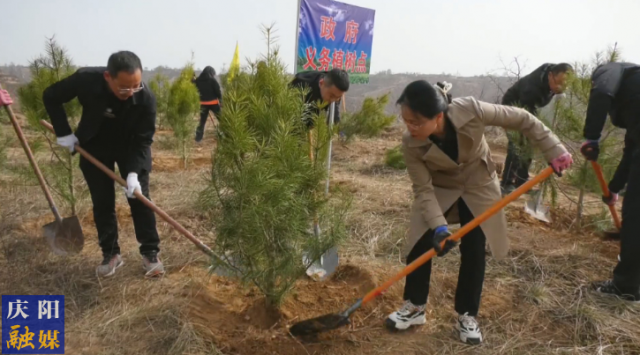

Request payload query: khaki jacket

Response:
[402,97,566,260]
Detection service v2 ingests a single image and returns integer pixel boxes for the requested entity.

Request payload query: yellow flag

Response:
[227,42,240,84]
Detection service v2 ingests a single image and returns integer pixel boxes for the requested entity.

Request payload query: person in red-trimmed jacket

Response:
[193,66,222,142]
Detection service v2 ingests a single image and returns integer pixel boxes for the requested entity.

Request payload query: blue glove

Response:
[432,226,457,256]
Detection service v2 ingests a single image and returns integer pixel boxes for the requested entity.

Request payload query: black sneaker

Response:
[592,280,640,302]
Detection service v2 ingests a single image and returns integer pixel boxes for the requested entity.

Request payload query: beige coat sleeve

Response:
[474,98,567,162]
[403,140,448,230]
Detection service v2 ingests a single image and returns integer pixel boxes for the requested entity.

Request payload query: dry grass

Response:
[1,121,639,355]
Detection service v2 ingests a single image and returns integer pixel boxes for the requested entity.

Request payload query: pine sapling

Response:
[167,63,200,168]
[201,25,350,308]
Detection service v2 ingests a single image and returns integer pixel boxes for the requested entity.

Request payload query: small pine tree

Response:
[167,63,200,168]
[148,73,171,130]
[16,36,87,215]
[385,144,406,170]
[200,25,350,307]
[339,94,396,143]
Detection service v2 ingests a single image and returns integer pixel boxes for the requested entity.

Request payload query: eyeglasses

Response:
[400,114,426,130]
[117,82,144,95]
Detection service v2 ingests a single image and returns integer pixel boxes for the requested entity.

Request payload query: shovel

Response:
[289,166,555,337]
[303,111,339,281]
[1,84,84,255]
[40,120,216,258]
[524,181,552,223]
[591,161,622,239]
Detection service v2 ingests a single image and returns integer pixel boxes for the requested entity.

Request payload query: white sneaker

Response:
[385,300,426,330]
[458,313,482,345]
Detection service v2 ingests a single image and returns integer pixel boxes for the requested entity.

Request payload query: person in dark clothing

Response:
[290,69,349,128]
[42,51,164,278]
[500,63,573,195]
[580,61,640,302]
[193,66,222,142]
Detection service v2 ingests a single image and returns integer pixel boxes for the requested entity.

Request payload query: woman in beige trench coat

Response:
[385,80,573,345]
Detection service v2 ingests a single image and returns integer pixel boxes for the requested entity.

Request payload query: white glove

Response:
[124,173,141,198]
[56,134,78,153]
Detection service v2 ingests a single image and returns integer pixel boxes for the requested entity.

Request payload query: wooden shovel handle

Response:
[1,84,62,222]
[361,166,554,305]
[39,120,215,257]
[590,161,622,230]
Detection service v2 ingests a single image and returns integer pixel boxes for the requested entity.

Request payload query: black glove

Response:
[432,225,457,256]
[580,140,599,161]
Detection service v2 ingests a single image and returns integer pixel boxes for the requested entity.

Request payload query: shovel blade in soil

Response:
[524,200,552,223]
[43,216,84,256]
[289,313,350,337]
[602,229,621,240]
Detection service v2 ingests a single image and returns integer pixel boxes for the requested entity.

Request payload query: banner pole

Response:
[325,102,335,195]
[293,0,302,74]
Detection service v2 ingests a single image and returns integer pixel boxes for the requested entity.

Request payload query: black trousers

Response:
[195,104,221,141]
[80,156,160,258]
[403,198,486,316]
[501,133,532,187]
[614,145,640,292]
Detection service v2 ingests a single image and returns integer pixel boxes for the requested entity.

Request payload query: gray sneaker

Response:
[142,253,165,277]
[96,254,124,277]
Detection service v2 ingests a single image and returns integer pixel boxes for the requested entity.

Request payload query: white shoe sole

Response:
[97,260,124,278]
[460,332,482,345]
[142,264,165,277]
[388,316,426,330]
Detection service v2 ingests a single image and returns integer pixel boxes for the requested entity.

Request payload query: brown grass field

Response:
[0,116,638,355]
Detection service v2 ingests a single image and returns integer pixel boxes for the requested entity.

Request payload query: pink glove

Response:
[0,90,13,107]
[550,152,573,176]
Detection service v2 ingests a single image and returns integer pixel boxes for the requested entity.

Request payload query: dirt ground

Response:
[1,120,638,355]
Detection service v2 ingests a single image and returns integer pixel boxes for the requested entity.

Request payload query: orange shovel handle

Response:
[590,161,622,230]
[361,166,554,305]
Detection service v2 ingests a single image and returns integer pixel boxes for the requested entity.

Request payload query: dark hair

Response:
[396,80,449,119]
[197,66,216,82]
[107,51,143,78]
[324,69,350,92]
[550,63,573,75]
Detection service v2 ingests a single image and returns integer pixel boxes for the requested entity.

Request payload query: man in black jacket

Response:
[580,61,640,302]
[43,51,164,278]
[290,68,350,128]
[500,63,573,195]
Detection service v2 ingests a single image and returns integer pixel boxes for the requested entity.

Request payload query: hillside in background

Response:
[0,64,513,114]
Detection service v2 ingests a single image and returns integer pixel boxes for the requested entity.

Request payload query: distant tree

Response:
[385,144,406,170]
[17,36,87,215]
[166,62,200,168]
[339,93,396,143]
[148,73,171,129]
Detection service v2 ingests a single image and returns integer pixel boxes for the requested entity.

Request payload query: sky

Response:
[1,0,638,77]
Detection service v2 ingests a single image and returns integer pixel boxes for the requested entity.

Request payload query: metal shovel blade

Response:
[43,216,84,256]
[524,190,552,223]
[289,312,350,337]
[602,229,621,240]
[304,224,339,281]
[524,200,552,223]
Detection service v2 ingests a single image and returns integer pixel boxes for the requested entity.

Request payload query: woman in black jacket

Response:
[193,66,222,142]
